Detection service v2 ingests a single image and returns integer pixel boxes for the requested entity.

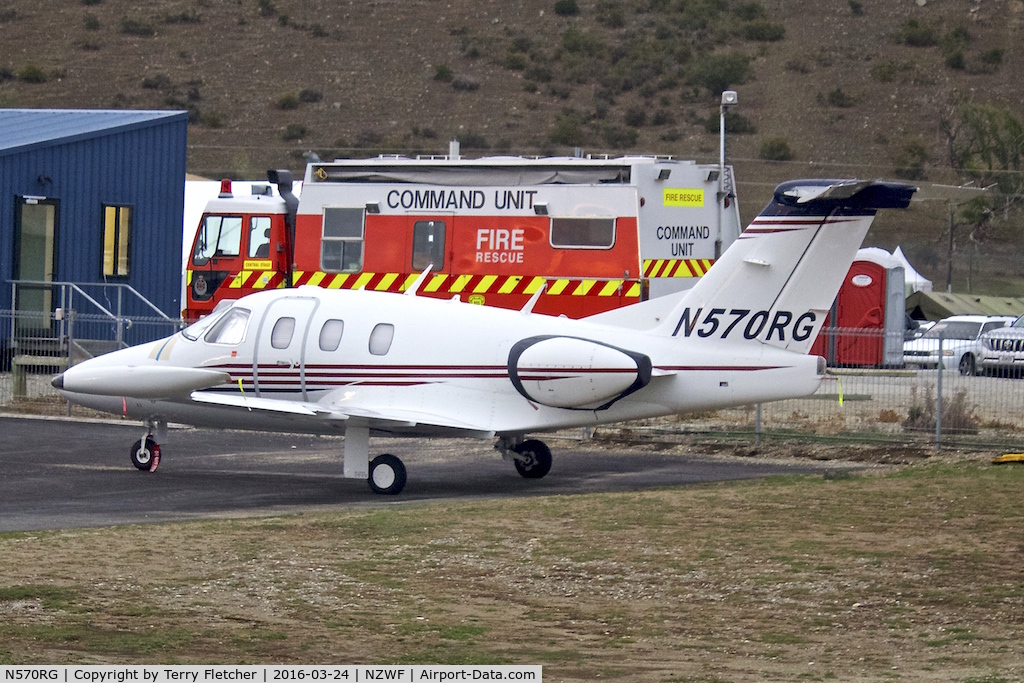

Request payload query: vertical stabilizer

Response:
[658,179,916,354]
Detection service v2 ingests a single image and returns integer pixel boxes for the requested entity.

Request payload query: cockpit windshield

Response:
[181,299,234,341]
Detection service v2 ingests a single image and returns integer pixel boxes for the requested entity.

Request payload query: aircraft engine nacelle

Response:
[508,336,652,410]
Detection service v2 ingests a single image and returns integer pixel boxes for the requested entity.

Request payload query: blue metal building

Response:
[1,109,188,371]
[1,109,188,320]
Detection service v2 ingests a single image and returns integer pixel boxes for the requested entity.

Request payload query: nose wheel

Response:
[130,437,161,472]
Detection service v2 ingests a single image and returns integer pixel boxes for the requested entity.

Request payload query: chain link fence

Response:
[3,317,1023,451]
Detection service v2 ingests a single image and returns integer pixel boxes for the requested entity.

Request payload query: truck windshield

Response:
[193,215,243,265]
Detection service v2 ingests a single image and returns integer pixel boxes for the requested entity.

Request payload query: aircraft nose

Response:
[51,373,64,390]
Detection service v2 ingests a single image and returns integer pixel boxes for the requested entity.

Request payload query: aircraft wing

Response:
[189,390,495,438]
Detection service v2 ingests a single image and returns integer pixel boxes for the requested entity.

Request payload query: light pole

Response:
[717,90,738,259]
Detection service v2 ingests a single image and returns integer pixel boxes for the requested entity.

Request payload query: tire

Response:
[130,438,156,470]
[368,454,407,495]
[513,439,552,479]
[958,354,977,376]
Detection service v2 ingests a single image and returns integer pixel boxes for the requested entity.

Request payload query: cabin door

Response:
[252,296,319,400]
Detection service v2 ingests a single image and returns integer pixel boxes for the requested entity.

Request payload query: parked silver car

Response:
[903,315,1014,375]
[979,313,1024,376]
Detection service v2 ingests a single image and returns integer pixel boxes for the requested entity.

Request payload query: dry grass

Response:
[1,459,1022,681]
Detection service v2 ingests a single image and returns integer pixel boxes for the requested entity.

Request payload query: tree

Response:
[941,92,1024,224]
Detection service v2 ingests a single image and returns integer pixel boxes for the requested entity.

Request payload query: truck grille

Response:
[986,337,1024,352]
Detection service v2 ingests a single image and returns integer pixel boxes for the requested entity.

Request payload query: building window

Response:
[321,207,365,272]
[412,220,446,271]
[550,217,615,249]
[102,205,132,277]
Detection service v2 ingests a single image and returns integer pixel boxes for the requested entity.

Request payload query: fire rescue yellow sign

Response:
[663,188,704,207]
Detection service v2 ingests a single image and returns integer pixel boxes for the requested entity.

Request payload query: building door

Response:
[13,197,59,335]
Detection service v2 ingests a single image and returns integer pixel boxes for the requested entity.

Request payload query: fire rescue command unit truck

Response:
[185,154,741,321]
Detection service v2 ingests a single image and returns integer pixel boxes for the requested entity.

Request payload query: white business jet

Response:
[53,179,915,494]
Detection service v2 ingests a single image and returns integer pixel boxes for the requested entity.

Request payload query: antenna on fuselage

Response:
[520,282,547,314]
[404,265,433,296]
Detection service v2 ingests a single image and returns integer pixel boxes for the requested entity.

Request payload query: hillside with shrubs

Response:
[1,0,1023,292]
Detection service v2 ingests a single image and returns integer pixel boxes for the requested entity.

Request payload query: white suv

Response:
[979,314,1024,376]
[903,315,1014,375]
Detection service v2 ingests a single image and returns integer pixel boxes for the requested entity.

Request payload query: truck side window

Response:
[412,220,446,271]
[193,215,243,265]
[249,216,272,258]
[550,217,615,249]
[322,207,365,272]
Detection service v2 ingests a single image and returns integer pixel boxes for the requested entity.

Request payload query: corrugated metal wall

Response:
[1,113,187,318]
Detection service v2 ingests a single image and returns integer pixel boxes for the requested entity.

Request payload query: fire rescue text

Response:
[476,228,525,264]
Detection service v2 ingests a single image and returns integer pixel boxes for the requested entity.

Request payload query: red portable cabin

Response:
[811,248,906,367]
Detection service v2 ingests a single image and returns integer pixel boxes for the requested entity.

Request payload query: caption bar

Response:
[0,667,541,683]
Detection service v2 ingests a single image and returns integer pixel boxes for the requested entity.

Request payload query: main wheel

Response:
[958,353,977,376]
[513,439,552,479]
[130,438,158,470]
[368,454,407,495]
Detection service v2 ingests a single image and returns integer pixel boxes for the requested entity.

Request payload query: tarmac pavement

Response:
[0,414,836,531]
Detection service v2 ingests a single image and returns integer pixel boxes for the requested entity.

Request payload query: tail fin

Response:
[659,179,916,353]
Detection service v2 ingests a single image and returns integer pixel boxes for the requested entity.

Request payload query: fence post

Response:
[935,333,943,449]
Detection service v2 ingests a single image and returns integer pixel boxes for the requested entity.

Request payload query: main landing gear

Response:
[368,454,407,495]
[497,437,553,480]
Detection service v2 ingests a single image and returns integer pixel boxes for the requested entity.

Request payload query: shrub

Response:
[562,27,605,57]
[258,0,276,18]
[299,89,322,103]
[704,110,756,134]
[554,0,579,17]
[819,88,855,108]
[451,75,480,91]
[120,18,156,36]
[743,20,785,42]
[282,124,307,141]
[80,0,102,5]
[433,64,453,82]
[894,19,938,47]
[759,137,794,161]
[945,50,965,70]
[460,132,489,149]
[141,74,172,90]
[624,106,646,127]
[870,60,899,83]
[893,141,929,180]
[17,65,47,83]
[163,10,201,24]
[310,24,328,38]
[849,0,864,15]
[549,112,585,146]
[277,92,300,110]
[981,48,1003,65]
[84,13,100,30]
[687,53,752,95]
[596,1,625,28]
[503,52,528,71]
[733,1,765,21]
[601,124,638,148]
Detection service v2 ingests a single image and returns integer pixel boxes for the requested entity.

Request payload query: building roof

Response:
[0,108,187,155]
[906,291,1024,321]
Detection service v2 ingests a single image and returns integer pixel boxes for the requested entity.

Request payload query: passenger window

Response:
[412,220,446,271]
[270,317,296,349]
[319,319,345,352]
[369,323,395,356]
[550,217,615,249]
[248,216,272,258]
[204,308,251,345]
[193,215,243,265]
[321,207,365,272]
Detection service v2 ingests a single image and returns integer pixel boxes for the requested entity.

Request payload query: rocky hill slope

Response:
[2,0,1022,292]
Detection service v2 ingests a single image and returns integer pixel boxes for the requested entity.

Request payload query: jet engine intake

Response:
[508,336,652,410]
